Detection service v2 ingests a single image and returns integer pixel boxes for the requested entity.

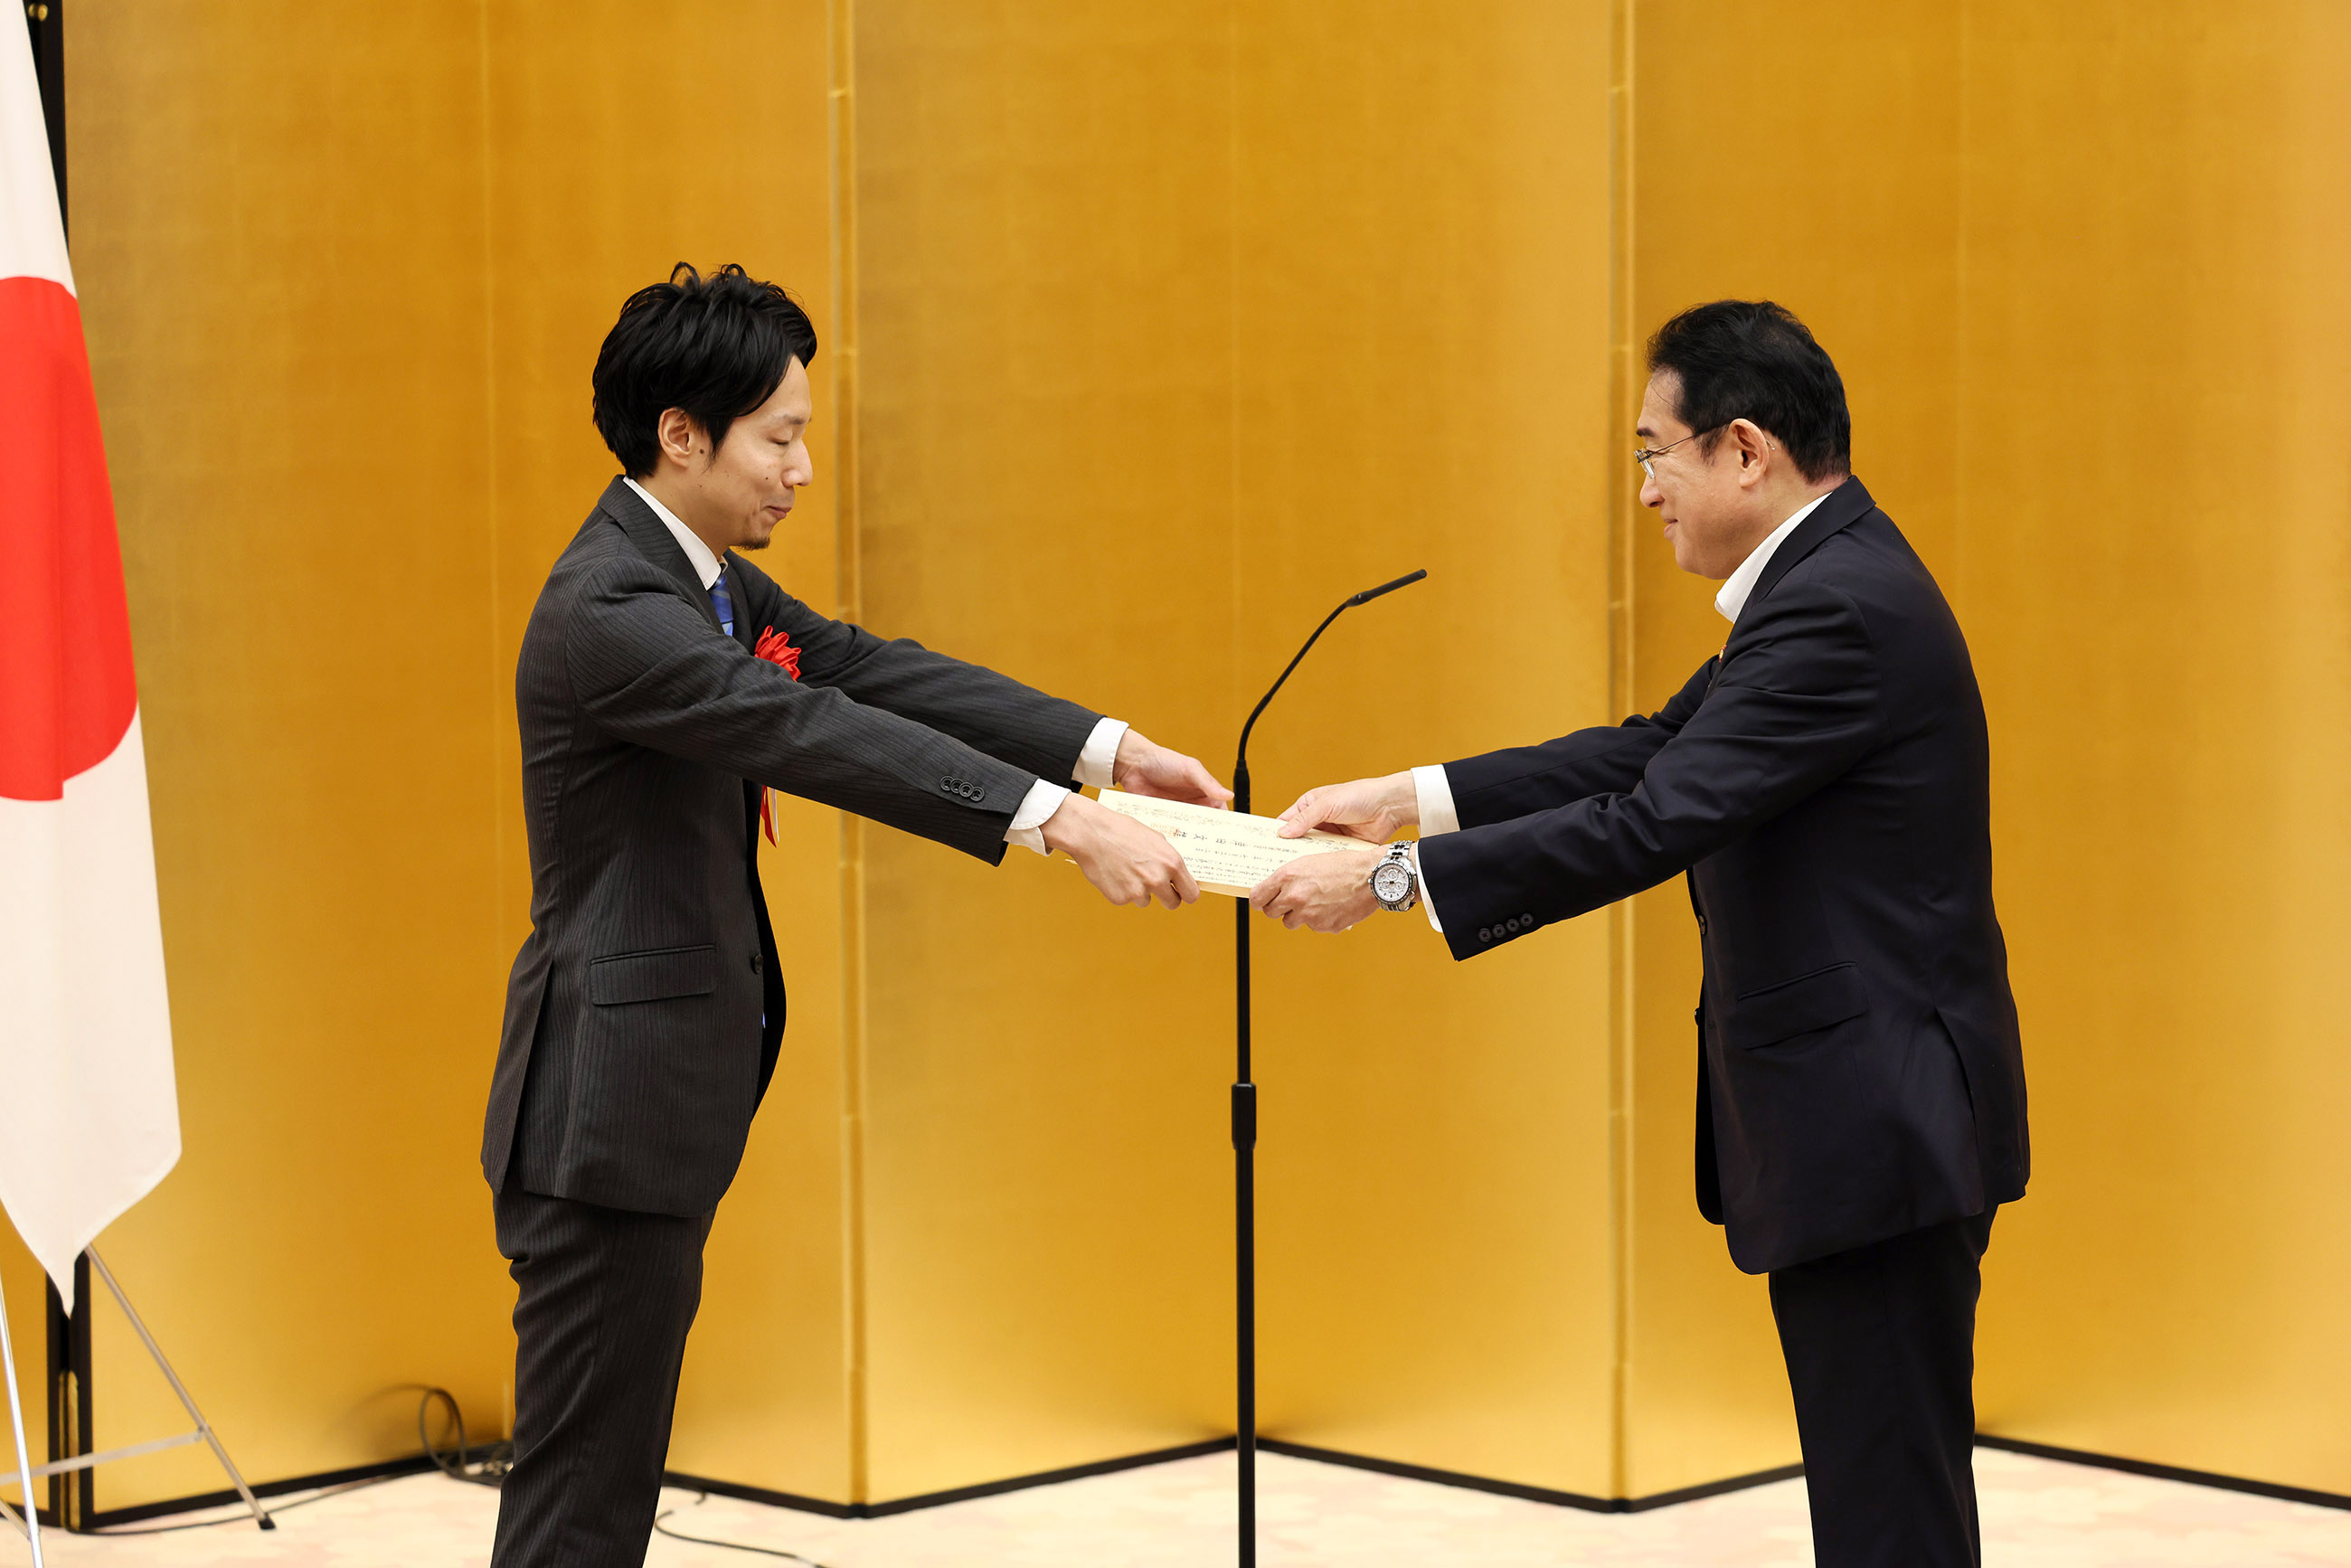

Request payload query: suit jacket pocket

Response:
[587,945,717,1006]
[1730,961,1867,1050]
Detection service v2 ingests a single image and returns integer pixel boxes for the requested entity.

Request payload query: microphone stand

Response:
[1228,568,1427,1566]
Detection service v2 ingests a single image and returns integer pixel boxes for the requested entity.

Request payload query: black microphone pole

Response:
[1229,568,1426,1566]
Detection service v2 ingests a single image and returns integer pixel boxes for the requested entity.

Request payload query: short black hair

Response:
[1647,300,1849,484]
[591,263,819,478]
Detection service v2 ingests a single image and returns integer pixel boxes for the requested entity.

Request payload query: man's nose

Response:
[1639,476,1664,508]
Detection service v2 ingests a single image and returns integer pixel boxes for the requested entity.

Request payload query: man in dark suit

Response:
[483,264,1229,1567]
[1251,300,2027,1567]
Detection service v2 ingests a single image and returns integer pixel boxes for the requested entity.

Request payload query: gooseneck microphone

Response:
[1227,568,1427,1567]
[1345,567,1430,607]
[1234,571,1428,793]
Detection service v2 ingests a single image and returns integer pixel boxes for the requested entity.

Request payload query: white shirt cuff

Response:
[1410,842,1443,932]
[1075,717,1128,789]
[1412,764,1459,836]
[1006,779,1071,855]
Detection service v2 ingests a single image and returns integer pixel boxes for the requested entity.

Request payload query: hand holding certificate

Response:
[1091,789,1365,898]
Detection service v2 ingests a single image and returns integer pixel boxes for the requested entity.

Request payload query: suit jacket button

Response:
[750,951,762,973]
[1478,927,1493,943]
[968,785,985,801]
[1521,912,1536,927]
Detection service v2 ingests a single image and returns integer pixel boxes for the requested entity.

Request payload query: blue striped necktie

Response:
[710,565,735,638]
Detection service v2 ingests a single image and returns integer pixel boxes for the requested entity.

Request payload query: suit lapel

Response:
[1733,475,1876,635]
[596,476,725,635]
[731,571,759,652]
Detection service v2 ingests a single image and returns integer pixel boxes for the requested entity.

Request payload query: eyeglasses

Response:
[1633,426,1724,481]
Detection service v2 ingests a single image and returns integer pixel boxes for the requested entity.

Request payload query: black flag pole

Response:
[1229,568,1426,1566]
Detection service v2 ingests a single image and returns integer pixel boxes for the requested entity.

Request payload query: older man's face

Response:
[1637,371,1754,581]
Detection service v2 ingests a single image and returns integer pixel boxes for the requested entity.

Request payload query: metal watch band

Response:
[1374,841,1418,912]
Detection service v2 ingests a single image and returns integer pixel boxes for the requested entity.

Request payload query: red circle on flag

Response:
[0,275,137,800]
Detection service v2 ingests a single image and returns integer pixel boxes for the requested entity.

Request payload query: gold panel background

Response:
[1629,0,2351,1497]
[6,0,859,1515]
[1955,0,2351,1492]
[10,0,2344,1519]
[37,0,512,1511]
[848,2,1241,1499]
[1234,0,1622,1496]
[846,0,1625,1501]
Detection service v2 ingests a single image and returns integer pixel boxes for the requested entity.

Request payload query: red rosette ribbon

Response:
[753,625,803,680]
[751,626,802,843]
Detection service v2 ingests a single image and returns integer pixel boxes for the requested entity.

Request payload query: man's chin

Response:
[736,509,792,552]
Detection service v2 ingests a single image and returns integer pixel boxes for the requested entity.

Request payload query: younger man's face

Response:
[679,356,815,553]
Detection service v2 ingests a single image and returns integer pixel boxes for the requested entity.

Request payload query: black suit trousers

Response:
[1769,1206,1997,1568]
[490,1187,714,1568]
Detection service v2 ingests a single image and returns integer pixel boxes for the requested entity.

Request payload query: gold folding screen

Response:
[5,0,2345,1524]
[845,0,1629,1502]
[0,0,515,1513]
[1630,0,2351,1497]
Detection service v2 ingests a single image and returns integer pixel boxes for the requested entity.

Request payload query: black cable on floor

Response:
[419,1384,512,1488]
[653,1490,836,1565]
[81,1388,832,1563]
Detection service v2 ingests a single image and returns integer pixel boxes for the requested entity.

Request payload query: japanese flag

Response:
[0,23,179,1314]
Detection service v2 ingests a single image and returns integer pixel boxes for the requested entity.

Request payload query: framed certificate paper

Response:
[1090,789,1367,897]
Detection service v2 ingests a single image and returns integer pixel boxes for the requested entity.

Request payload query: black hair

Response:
[591,263,819,478]
[1646,300,1850,483]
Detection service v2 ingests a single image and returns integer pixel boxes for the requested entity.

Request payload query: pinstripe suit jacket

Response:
[483,477,1100,1215]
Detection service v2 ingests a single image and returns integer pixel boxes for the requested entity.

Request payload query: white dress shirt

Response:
[623,479,1124,852]
[1406,488,1836,932]
[1711,488,1832,624]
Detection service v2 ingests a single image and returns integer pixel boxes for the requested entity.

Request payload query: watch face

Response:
[1372,861,1413,903]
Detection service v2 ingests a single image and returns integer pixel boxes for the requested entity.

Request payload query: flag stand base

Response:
[1,1247,271,1560]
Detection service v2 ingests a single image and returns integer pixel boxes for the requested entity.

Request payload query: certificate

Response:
[1091,789,1368,897]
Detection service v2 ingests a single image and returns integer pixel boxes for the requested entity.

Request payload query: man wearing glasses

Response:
[1253,299,2028,1568]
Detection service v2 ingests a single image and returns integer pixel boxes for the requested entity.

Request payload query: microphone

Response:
[1233,569,1429,814]
[1224,566,1425,1568]
[1345,568,1428,607]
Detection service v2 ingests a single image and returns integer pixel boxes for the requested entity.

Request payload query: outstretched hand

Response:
[1276,770,1417,843]
[1251,848,1381,932]
[1043,792,1201,909]
[1112,731,1233,809]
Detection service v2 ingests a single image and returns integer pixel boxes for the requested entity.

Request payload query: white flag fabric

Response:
[0,23,180,1315]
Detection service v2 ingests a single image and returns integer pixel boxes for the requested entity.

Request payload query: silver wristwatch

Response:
[1370,842,1419,912]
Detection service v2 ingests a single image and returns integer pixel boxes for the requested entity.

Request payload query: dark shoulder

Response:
[1779,510,1966,667]
[548,511,665,588]
[1781,512,1943,612]
[530,514,698,640]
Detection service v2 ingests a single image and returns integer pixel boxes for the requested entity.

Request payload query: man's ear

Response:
[1728,418,1773,479]
[656,407,706,469]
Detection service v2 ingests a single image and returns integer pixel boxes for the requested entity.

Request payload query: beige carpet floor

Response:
[14,1446,2349,1566]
